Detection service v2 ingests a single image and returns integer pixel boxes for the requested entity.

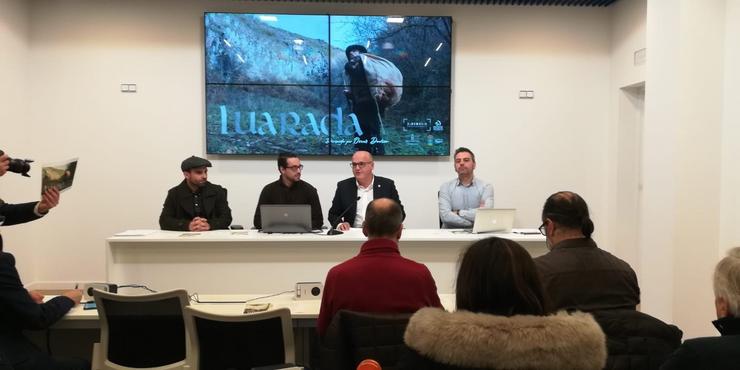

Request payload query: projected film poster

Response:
[204,13,452,156]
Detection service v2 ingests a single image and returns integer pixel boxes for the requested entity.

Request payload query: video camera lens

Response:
[0,150,33,177]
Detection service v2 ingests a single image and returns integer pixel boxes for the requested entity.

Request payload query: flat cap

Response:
[181,156,212,171]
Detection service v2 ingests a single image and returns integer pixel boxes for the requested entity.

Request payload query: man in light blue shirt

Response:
[438,147,494,228]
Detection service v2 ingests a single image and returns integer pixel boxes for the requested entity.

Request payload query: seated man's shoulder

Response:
[205,182,227,193]
[167,181,187,193]
[661,336,732,370]
[258,179,281,193]
[439,177,456,189]
[684,334,740,348]
[336,177,356,188]
[299,180,318,191]
[375,175,395,184]
[392,256,433,278]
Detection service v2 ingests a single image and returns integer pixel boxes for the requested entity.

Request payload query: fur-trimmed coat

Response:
[401,308,607,370]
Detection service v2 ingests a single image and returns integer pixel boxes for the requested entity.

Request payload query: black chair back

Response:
[321,310,412,370]
[94,289,190,369]
[184,306,295,370]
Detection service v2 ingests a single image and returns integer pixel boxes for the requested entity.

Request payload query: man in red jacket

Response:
[317,198,442,336]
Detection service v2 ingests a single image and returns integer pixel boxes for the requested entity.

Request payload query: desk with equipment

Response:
[105,228,546,295]
[46,229,542,364]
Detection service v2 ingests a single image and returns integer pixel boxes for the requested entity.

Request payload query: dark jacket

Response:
[0,200,41,227]
[0,200,42,251]
[659,316,740,370]
[590,309,682,370]
[534,238,640,312]
[254,178,323,230]
[0,252,75,366]
[400,307,607,370]
[320,310,413,370]
[159,180,232,231]
[327,176,404,228]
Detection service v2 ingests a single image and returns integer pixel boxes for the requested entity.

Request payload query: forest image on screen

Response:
[205,13,452,156]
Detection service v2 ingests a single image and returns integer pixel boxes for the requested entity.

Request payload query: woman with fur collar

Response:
[402,237,607,370]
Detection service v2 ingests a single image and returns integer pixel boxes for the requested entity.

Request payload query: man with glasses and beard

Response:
[159,155,232,231]
[254,153,324,230]
[328,150,404,231]
[534,191,639,311]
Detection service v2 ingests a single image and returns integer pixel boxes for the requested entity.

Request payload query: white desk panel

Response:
[58,293,458,328]
[106,229,546,295]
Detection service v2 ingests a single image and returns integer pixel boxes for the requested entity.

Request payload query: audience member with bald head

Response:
[534,191,640,312]
[317,198,441,336]
[328,150,404,232]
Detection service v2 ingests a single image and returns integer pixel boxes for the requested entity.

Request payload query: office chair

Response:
[320,310,413,370]
[183,306,295,370]
[91,289,191,370]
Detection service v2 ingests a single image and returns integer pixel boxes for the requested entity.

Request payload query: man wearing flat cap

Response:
[159,156,232,231]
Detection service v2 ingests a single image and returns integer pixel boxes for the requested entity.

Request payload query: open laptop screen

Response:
[472,208,516,234]
[259,204,313,233]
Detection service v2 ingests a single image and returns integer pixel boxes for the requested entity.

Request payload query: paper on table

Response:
[114,230,157,237]
[512,228,542,235]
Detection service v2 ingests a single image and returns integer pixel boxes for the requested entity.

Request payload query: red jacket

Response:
[317,238,442,336]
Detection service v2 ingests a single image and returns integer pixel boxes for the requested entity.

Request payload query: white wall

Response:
[0,0,33,265]
[607,0,646,275]
[0,0,613,284]
[719,1,740,258]
[642,0,729,338]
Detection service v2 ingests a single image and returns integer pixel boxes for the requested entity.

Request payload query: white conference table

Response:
[59,293,458,327]
[54,293,458,365]
[106,228,546,296]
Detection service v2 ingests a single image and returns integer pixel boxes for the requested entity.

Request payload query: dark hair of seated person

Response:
[456,237,549,316]
[541,191,595,238]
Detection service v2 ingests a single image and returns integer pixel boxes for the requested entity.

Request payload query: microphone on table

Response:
[327,196,361,236]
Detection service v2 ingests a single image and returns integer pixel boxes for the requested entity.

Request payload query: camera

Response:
[0,150,33,177]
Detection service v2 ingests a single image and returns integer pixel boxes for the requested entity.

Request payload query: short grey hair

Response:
[713,247,740,317]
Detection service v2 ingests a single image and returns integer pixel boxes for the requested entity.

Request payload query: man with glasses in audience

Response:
[328,150,404,231]
[534,191,639,311]
[159,155,232,231]
[438,147,494,228]
[254,152,324,230]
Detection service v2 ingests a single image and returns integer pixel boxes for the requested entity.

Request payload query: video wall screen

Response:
[204,13,452,156]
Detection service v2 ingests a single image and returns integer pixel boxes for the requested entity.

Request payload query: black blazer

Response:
[0,252,75,365]
[0,200,42,251]
[0,200,40,227]
[159,180,232,231]
[328,176,404,227]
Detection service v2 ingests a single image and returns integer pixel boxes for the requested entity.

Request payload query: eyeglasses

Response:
[349,161,372,169]
[284,165,304,171]
[538,222,547,236]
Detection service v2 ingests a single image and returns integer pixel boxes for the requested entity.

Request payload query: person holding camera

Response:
[0,151,88,370]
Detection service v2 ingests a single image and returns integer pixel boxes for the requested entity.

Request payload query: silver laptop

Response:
[260,204,313,233]
[472,208,516,234]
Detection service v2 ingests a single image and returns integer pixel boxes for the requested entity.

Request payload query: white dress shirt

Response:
[353,177,374,228]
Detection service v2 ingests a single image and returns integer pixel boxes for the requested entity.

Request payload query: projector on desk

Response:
[295,282,322,300]
[81,282,118,302]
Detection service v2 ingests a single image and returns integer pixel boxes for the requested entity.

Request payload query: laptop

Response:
[472,208,516,234]
[260,204,313,233]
